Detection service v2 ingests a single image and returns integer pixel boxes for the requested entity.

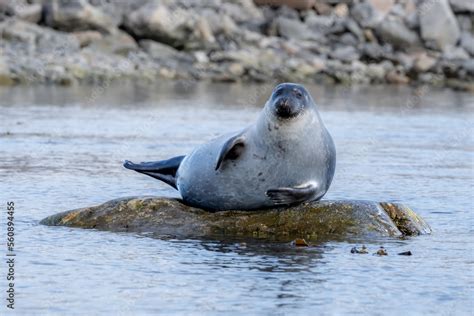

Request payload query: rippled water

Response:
[1,83,473,315]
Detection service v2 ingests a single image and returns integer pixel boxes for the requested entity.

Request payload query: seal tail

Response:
[123,155,185,190]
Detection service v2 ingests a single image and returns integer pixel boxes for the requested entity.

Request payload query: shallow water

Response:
[1,82,473,315]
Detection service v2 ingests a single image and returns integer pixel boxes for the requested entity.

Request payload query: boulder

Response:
[460,32,474,56]
[449,0,474,13]
[0,19,80,55]
[44,0,117,34]
[375,15,421,49]
[40,197,431,242]
[351,0,394,28]
[86,30,138,56]
[13,3,42,23]
[276,16,316,40]
[139,39,195,63]
[123,2,216,50]
[413,52,437,72]
[419,0,460,50]
[330,45,360,62]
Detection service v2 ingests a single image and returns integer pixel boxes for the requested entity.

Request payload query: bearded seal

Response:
[124,83,336,211]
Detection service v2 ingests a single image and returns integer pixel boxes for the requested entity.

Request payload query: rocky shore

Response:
[0,0,473,90]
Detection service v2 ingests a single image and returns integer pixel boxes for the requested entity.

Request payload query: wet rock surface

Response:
[0,0,472,89]
[40,197,431,242]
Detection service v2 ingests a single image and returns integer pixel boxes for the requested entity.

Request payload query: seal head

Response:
[269,83,312,120]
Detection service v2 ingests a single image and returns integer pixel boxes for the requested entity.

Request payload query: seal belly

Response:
[177,139,271,210]
[176,133,325,210]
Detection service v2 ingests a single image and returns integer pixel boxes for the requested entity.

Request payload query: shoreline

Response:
[0,0,473,91]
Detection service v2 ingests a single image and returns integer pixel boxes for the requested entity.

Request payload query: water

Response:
[1,82,473,315]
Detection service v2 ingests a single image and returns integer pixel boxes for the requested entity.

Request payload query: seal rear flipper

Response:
[123,155,185,190]
[215,133,246,171]
[266,182,321,206]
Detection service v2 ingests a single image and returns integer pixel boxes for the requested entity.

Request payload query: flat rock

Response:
[40,197,431,242]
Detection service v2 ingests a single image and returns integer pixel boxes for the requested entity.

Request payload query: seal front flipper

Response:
[123,155,185,190]
[266,182,321,206]
[215,134,246,170]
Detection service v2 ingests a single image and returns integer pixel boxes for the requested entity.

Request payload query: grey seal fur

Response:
[124,83,336,211]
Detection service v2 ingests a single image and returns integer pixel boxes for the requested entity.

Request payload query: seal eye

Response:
[274,88,283,96]
[294,90,303,99]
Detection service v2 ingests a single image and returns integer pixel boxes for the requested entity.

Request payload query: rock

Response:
[446,78,474,92]
[88,0,149,26]
[419,0,460,50]
[386,69,410,84]
[193,51,209,63]
[40,197,431,242]
[460,32,474,56]
[449,0,474,12]
[413,52,437,72]
[13,3,42,23]
[366,63,387,82]
[221,0,264,24]
[351,0,394,28]
[375,15,421,49]
[123,2,216,50]
[338,33,358,46]
[254,0,316,10]
[314,1,332,15]
[305,12,335,36]
[362,43,394,60]
[277,16,315,40]
[330,46,360,62]
[140,40,195,63]
[462,59,474,75]
[87,30,138,56]
[442,46,469,60]
[44,0,117,34]
[0,19,80,55]
[333,3,349,18]
[345,18,364,42]
[367,0,394,18]
[456,14,472,32]
[398,251,412,256]
[72,30,103,48]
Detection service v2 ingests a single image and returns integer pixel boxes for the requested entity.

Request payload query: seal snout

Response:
[275,97,296,118]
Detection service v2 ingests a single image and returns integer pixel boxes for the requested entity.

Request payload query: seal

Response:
[124,83,336,211]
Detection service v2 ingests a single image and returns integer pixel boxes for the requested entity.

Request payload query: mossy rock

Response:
[40,197,431,242]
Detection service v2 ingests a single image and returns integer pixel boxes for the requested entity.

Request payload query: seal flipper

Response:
[266,182,321,206]
[123,155,185,190]
[215,134,246,171]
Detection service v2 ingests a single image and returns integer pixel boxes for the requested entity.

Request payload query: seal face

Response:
[270,83,308,119]
[124,83,336,211]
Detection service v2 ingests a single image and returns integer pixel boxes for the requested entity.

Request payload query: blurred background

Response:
[0,0,472,90]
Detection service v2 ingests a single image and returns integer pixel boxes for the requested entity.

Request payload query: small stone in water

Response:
[375,246,388,256]
[293,238,309,247]
[398,251,412,256]
[350,245,369,254]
